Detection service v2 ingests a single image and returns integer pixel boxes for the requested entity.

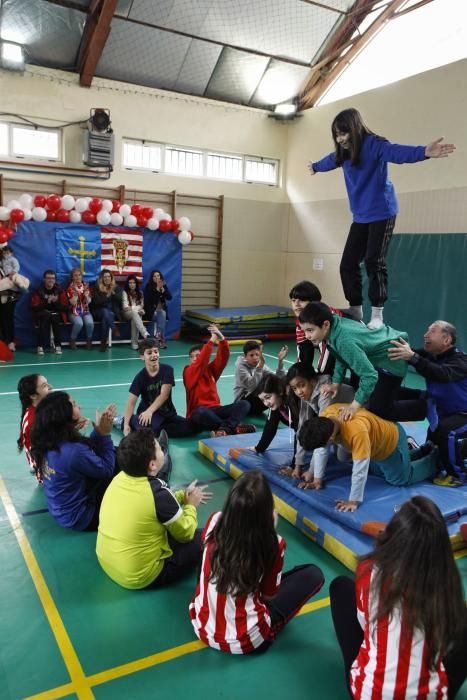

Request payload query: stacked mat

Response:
[182,305,296,341]
[198,426,467,571]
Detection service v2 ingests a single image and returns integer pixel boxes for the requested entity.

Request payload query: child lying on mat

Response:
[298,404,438,512]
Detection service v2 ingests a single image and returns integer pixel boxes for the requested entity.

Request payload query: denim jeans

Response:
[151,309,166,340]
[68,313,94,340]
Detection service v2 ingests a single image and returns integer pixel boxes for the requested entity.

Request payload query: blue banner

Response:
[55,225,102,283]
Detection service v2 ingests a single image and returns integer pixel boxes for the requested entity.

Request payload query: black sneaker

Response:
[158,429,169,454]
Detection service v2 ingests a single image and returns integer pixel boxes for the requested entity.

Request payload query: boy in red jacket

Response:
[183,325,255,437]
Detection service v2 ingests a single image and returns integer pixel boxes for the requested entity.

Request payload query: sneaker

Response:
[131,343,139,350]
[406,436,420,450]
[235,424,257,434]
[55,346,62,355]
[158,429,169,454]
[112,415,124,431]
[37,346,44,355]
[210,429,228,438]
[8,341,16,352]
[433,474,462,488]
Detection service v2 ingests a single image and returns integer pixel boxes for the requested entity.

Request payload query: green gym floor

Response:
[1,341,466,700]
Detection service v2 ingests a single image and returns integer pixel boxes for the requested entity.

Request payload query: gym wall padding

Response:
[364,233,467,349]
[9,222,182,346]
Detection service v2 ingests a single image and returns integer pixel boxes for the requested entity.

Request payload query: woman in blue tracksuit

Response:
[308,108,455,330]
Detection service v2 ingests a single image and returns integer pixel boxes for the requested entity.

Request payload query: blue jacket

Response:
[312,135,427,223]
[409,346,467,419]
[42,430,115,530]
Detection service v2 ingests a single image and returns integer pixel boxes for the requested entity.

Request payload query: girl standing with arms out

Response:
[122,275,149,350]
[308,108,455,329]
[189,470,324,654]
[143,269,172,349]
[330,496,467,699]
[66,268,94,350]
[17,374,52,477]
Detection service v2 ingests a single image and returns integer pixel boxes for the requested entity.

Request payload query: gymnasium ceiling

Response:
[0,0,433,111]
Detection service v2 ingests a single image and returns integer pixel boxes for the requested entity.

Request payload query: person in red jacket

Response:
[183,325,255,437]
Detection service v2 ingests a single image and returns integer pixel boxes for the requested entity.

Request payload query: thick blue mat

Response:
[185,305,294,323]
[198,428,467,570]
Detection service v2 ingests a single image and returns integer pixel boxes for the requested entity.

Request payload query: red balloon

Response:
[88,198,102,214]
[5,227,14,240]
[170,218,180,231]
[0,230,8,244]
[46,210,57,222]
[10,208,25,224]
[56,209,70,223]
[82,210,97,225]
[142,207,153,219]
[137,215,148,228]
[159,219,172,232]
[46,193,62,211]
[34,194,47,208]
[111,200,121,213]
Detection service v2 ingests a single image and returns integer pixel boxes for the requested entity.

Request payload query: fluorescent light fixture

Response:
[1,41,25,70]
[274,103,297,116]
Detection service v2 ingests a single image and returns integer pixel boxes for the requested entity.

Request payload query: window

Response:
[0,123,7,155]
[11,126,60,160]
[123,139,162,170]
[165,147,203,177]
[245,156,279,185]
[207,152,243,181]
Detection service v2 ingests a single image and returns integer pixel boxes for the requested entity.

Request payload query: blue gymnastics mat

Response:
[185,305,294,323]
[198,427,467,571]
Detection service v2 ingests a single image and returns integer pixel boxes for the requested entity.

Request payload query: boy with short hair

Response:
[234,340,288,415]
[96,428,212,589]
[123,337,194,437]
[31,269,69,355]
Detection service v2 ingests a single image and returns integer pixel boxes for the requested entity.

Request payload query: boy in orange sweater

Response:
[183,325,254,437]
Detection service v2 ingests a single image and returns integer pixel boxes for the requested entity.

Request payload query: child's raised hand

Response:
[94,404,117,435]
[307,162,316,175]
[425,137,455,159]
[185,480,213,506]
[278,345,288,362]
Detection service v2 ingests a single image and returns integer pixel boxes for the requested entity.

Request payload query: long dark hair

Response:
[30,392,91,479]
[124,274,143,303]
[148,269,165,291]
[257,373,300,424]
[17,374,40,451]
[207,471,278,597]
[331,107,383,166]
[360,496,466,668]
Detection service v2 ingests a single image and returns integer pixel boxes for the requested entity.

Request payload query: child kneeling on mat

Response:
[96,428,212,589]
[189,470,324,654]
[298,404,438,512]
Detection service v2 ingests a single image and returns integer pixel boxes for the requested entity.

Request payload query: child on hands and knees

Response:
[189,470,324,654]
[330,497,467,699]
[96,428,212,589]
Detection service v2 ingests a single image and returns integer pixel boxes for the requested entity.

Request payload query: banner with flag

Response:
[101,227,143,281]
[55,225,102,283]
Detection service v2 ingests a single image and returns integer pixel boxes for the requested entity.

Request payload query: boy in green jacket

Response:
[298,302,426,423]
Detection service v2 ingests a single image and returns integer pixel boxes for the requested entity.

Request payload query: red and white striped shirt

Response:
[189,512,286,654]
[21,405,36,469]
[351,561,448,700]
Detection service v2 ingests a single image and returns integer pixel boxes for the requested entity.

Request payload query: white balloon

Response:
[147,217,159,231]
[7,199,20,210]
[110,212,123,226]
[178,230,193,245]
[101,199,113,212]
[22,207,32,221]
[61,194,76,211]
[19,193,33,210]
[119,204,131,218]
[97,210,111,226]
[75,198,88,213]
[69,210,82,223]
[85,197,92,204]
[124,214,137,227]
[179,216,191,231]
[32,206,47,222]
[0,206,10,221]
[154,208,165,219]
[159,212,171,222]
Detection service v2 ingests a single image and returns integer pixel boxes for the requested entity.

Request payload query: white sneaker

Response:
[131,343,139,350]
[37,346,44,355]
[8,342,16,352]
[55,346,62,355]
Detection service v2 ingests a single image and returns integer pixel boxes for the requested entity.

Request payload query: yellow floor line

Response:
[297,596,330,617]
[0,477,94,700]
[22,682,76,700]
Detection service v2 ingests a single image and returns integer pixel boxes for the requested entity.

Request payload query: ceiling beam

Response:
[298,0,409,109]
[77,0,117,87]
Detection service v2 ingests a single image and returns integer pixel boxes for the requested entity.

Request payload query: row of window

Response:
[0,121,279,186]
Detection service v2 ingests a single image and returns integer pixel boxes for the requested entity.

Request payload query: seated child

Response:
[189,470,324,654]
[123,337,194,438]
[17,373,52,478]
[298,404,438,511]
[234,340,288,415]
[1,245,19,277]
[96,428,212,589]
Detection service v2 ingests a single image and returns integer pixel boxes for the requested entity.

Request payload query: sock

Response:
[348,305,363,321]
[367,307,384,329]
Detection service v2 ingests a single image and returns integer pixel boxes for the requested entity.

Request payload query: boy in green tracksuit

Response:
[96,428,212,589]
[298,302,426,423]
